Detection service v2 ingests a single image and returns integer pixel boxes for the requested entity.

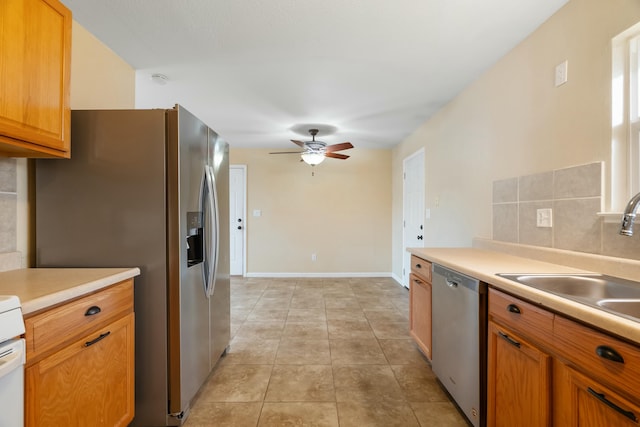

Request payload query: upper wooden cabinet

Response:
[0,0,71,158]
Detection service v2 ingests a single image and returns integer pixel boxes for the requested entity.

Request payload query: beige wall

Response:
[69,22,135,109]
[392,0,640,278]
[4,21,136,269]
[230,148,392,275]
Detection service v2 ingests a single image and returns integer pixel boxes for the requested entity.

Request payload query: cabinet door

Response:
[409,273,432,359]
[487,321,551,427]
[0,0,71,157]
[554,362,640,427]
[25,313,135,427]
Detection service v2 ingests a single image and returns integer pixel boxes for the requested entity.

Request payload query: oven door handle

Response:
[0,340,24,380]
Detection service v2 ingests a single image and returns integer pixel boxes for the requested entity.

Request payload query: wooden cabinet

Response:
[24,279,135,427]
[553,315,640,426]
[488,287,640,427]
[554,361,640,426]
[409,255,432,359]
[0,0,72,158]
[487,320,551,426]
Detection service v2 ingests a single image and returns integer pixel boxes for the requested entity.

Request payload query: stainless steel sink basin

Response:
[597,299,640,320]
[496,273,640,322]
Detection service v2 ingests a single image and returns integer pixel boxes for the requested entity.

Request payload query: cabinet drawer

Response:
[489,288,554,343]
[411,256,431,283]
[25,279,133,363]
[554,315,640,402]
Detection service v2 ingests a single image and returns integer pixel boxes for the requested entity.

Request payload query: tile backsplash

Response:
[0,158,17,254]
[493,162,640,260]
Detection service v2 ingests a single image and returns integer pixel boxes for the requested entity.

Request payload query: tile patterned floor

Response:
[184,277,468,426]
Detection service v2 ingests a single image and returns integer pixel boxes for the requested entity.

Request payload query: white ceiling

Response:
[62,0,568,149]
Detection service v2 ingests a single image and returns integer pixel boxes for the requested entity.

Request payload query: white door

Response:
[402,149,425,288]
[229,165,246,276]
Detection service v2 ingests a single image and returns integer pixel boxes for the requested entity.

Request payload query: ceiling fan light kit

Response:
[301,152,325,165]
[270,128,354,167]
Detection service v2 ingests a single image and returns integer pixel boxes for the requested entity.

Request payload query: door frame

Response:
[230,165,247,276]
[402,148,425,288]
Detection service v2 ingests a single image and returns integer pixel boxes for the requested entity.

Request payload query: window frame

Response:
[611,24,640,211]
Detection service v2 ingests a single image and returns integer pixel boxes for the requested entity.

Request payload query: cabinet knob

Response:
[85,306,101,316]
[595,345,625,364]
[415,263,422,269]
[507,304,521,314]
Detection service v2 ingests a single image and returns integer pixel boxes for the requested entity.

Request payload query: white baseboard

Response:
[244,272,393,278]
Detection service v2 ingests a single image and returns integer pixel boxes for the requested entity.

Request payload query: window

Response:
[612,23,640,211]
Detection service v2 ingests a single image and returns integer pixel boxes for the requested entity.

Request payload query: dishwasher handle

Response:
[445,279,459,288]
[0,340,25,380]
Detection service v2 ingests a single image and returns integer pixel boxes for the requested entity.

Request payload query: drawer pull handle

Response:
[498,331,521,348]
[596,345,625,364]
[85,306,102,316]
[587,387,638,422]
[415,263,422,269]
[507,304,521,314]
[84,331,111,347]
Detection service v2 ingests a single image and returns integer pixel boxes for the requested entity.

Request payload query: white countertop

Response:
[0,268,140,315]
[409,247,640,345]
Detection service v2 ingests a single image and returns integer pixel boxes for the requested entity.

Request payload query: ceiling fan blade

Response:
[325,142,354,153]
[325,152,350,160]
[269,151,304,154]
[291,139,306,148]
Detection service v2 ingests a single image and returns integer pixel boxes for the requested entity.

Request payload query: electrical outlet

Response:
[536,208,553,227]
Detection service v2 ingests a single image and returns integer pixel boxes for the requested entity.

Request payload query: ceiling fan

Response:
[269,129,354,165]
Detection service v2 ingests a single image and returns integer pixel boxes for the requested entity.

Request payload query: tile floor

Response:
[184,277,468,426]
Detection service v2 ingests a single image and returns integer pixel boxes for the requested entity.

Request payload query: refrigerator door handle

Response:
[203,165,219,297]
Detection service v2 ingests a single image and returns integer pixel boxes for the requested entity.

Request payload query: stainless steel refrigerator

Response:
[35,105,230,426]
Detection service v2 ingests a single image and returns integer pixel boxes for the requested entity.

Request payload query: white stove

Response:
[0,295,25,427]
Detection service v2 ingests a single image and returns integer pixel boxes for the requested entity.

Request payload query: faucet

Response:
[620,192,640,236]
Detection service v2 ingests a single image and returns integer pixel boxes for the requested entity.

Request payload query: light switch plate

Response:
[555,60,568,87]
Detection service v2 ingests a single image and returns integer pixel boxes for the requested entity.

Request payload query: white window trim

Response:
[610,23,640,213]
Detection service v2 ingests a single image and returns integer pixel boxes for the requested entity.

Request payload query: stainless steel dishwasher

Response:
[431,264,487,427]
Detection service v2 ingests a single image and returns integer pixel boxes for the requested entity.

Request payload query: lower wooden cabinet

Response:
[487,320,551,427]
[488,288,640,427]
[409,273,432,359]
[24,280,135,427]
[554,361,640,426]
[409,256,432,360]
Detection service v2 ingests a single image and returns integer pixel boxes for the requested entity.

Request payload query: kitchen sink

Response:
[496,273,640,322]
[597,299,640,320]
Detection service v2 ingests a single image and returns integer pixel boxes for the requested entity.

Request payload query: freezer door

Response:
[166,105,211,417]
